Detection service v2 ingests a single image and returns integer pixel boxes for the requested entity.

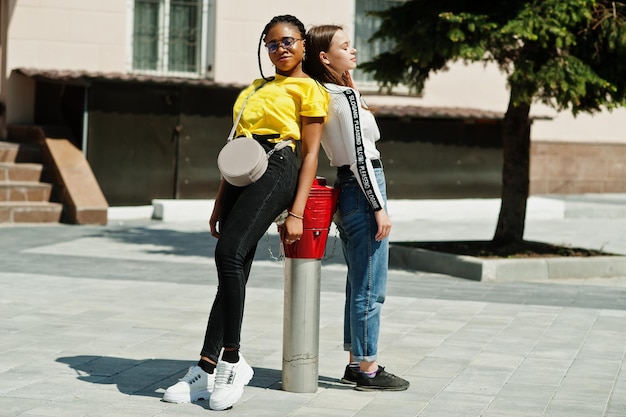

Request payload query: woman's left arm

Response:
[282,116,325,242]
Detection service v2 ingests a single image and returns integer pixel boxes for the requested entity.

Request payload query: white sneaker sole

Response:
[163,389,210,404]
[209,365,254,410]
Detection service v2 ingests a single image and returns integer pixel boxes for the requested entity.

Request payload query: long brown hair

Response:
[303,25,348,86]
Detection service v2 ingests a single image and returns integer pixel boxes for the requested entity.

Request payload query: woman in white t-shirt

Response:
[304,25,409,392]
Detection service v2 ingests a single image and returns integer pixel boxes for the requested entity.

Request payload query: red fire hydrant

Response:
[282,177,339,393]
[283,177,339,259]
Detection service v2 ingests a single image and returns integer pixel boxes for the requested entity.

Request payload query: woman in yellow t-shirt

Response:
[163,15,328,411]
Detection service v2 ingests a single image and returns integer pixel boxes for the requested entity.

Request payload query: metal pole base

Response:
[282,257,321,393]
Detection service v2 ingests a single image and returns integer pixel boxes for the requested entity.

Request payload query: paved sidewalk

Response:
[1,197,626,416]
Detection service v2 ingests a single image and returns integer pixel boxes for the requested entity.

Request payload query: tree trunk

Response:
[493,92,531,244]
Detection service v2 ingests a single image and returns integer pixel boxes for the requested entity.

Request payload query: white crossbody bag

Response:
[218,82,292,187]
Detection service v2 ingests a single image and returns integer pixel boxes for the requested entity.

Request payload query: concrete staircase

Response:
[0,140,63,223]
[2,125,109,225]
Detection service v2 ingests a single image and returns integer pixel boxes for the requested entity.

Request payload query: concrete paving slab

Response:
[2,197,626,416]
[120,196,626,283]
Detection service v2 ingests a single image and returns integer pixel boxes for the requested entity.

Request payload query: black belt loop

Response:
[251,133,292,153]
[252,133,281,141]
[338,159,382,173]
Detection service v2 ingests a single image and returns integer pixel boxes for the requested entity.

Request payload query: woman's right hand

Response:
[209,205,221,238]
[282,214,303,244]
[374,208,391,242]
[209,180,225,238]
[286,116,324,242]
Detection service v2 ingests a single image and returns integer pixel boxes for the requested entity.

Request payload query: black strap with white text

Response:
[343,89,382,211]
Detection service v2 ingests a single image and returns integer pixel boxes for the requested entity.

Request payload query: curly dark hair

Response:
[257,15,306,80]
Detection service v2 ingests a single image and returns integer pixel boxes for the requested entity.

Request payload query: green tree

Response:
[361,0,626,244]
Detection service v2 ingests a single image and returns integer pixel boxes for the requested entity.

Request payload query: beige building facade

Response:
[3,0,354,123]
[1,0,624,200]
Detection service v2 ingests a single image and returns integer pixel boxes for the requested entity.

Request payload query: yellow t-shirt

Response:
[232,75,328,147]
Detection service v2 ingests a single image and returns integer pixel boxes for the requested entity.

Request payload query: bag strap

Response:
[227,80,293,156]
[227,81,268,141]
[266,139,293,158]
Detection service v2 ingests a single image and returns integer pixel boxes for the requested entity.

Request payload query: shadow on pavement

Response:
[102,224,216,259]
[101,223,347,266]
[56,355,347,399]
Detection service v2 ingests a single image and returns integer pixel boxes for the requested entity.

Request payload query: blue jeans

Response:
[200,142,298,361]
[335,168,388,363]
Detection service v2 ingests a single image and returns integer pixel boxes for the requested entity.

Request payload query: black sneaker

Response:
[354,366,410,391]
[339,365,359,385]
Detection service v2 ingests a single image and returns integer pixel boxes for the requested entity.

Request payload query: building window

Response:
[354,0,407,84]
[131,0,214,77]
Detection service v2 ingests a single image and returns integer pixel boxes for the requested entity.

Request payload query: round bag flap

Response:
[218,138,268,187]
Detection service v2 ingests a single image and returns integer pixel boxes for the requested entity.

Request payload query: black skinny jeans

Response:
[200,142,298,362]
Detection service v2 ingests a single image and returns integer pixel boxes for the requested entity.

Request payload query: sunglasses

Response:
[264,37,303,54]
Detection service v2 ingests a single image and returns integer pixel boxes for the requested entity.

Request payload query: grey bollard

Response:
[282,257,321,393]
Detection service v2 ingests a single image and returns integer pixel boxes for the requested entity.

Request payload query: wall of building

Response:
[5,70,33,124]
[531,141,626,195]
[6,0,127,123]
[212,0,354,84]
[4,0,355,123]
[6,0,625,144]
[8,0,127,72]
[3,0,625,198]
[367,60,626,145]
[7,0,356,81]
[367,60,626,195]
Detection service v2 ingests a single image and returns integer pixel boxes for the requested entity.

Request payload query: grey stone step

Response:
[0,162,43,182]
[0,140,41,163]
[0,141,19,162]
[0,181,53,202]
[0,201,62,223]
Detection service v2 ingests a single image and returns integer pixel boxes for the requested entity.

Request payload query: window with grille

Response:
[131,0,214,77]
[353,0,407,84]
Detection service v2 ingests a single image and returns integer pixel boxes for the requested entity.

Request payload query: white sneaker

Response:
[209,355,254,410]
[163,365,214,403]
